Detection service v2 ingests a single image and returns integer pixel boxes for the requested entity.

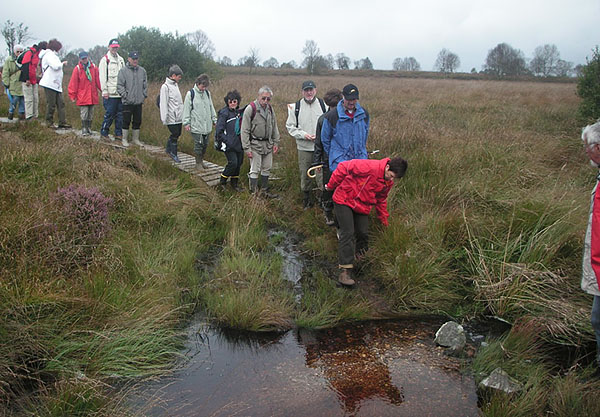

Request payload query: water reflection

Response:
[132,317,478,416]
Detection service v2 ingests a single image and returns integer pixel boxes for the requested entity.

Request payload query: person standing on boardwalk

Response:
[160,65,184,162]
[19,41,46,120]
[98,38,125,141]
[182,74,217,170]
[116,51,147,147]
[2,44,25,121]
[325,157,407,286]
[39,39,71,129]
[580,121,600,374]
[313,88,344,226]
[241,85,281,197]
[68,51,101,136]
[320,83,370,173]
[285,80,327,209]
[215,90,244,191]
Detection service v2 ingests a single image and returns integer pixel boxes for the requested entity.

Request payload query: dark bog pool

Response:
[131,317,479,416]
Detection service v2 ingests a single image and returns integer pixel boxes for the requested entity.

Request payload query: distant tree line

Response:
[0,19,588,81]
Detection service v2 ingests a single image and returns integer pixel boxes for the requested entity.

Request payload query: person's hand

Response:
[246,151,253,158]
[273,145,279,154]
[304,133,315,141]
[184,125,191,131]
[102,92,108,99]
[62,61,67,66]
[71,99,75,103]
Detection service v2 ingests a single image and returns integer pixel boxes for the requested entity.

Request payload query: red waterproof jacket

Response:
[327,158,394,226]
[20,47,39,84]
[68,62,101,106]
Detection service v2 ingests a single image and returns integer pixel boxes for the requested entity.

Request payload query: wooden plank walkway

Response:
[0,118,224,187]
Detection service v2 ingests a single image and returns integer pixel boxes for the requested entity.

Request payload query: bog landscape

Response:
[2,64,600,415]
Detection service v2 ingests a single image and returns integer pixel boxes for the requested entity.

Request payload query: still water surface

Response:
[133,317,479,416]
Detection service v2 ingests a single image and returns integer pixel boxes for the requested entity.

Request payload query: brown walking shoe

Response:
[338,268,355,286]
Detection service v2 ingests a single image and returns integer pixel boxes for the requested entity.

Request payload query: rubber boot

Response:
[81,120,88,136]
[7,112,14,120]
[195,155,204,170]
[338,268,355,286]
[260,175,278,199]
[303,191,311,210]
[165,138,172,157]
[131,129,142,146]
[122,129,130,147]
[230,177,243,192]
[171,140,181,163]
[249,177,259,194]
[219,174,228,189]
[85,120,92,135]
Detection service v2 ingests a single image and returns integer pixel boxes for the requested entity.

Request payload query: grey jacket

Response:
[582,181,600,296]
[117,63,147,105]
[241,100,280,155]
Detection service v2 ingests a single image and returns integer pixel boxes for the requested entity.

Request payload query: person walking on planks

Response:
[160,65,184,162]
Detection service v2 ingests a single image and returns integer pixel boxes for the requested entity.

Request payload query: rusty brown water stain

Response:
[132,317,479,416]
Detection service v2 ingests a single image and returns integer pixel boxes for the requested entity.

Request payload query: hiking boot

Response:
[338,268,355,286]
[230,178,243,192]
[57,123,72,129]
[195,156,204,170]
[249,177,259,194]
[260,175,279,199]
[324,210,335,227]
[7,113,14,120]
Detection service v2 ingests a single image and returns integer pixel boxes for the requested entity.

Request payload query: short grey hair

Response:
[258,85,273,96]
[168,65,183,77]
[13,44,24,53]
[582,122,600,146]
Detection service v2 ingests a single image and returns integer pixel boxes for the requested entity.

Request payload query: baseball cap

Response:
[78,51,88,59]
[302,80,316,90]
[342,84,359,100]
[108,38,120,48]
[128,51,139,59]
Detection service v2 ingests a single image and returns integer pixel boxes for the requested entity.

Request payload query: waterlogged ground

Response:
[132,317,479,416]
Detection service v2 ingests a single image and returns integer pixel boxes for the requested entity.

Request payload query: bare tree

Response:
[2,20,31,56]
[554,59,574,77]
[393,57,421,71]
[219,56,232,66]
[530,44,560,76]
[302,40,321,74]
[335,53,350,70]
[185,29,215,59]
[263,57,279,68]
[483,43,527,76]
[434,48,460,73]
[280,60,297,69]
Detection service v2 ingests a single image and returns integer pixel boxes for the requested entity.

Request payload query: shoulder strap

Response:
[318,98,326,113]
[295,99,301,127]
[249,101,257,121]
[190,88,195,111]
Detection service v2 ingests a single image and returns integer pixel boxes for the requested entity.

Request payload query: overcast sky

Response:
[3,0,598,71]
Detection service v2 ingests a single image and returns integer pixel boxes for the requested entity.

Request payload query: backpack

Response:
[17,48,34,82]
[15,48,33,67]
[294,98,326,127]
[156,87,206,110]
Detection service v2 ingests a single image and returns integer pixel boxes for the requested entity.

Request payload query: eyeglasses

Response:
[260,96,272,101]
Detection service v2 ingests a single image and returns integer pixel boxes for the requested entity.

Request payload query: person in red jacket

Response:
[19,41,47,120]
[68,51,101,135]
[325,157,407,286]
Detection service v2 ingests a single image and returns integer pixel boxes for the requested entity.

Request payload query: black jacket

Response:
[216,106,243,153]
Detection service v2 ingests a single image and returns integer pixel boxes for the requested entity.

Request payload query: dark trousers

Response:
[101,97,123,137]
[122,104,143,130]
[334,203,369,267]
[166,124,182,152]
[222,149,244,179]
[43,87,66,124]
[322,164,334,212]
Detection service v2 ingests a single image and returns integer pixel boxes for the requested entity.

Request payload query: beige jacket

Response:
[98,52,125,98]
[241,101,280,155]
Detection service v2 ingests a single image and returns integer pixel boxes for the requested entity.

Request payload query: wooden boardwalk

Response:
[0,118,224,187]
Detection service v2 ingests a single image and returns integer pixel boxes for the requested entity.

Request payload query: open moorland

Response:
[1,72,599,416]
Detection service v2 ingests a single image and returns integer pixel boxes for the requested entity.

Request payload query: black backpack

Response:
[156,87,207,110]
[294,98,326,127]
